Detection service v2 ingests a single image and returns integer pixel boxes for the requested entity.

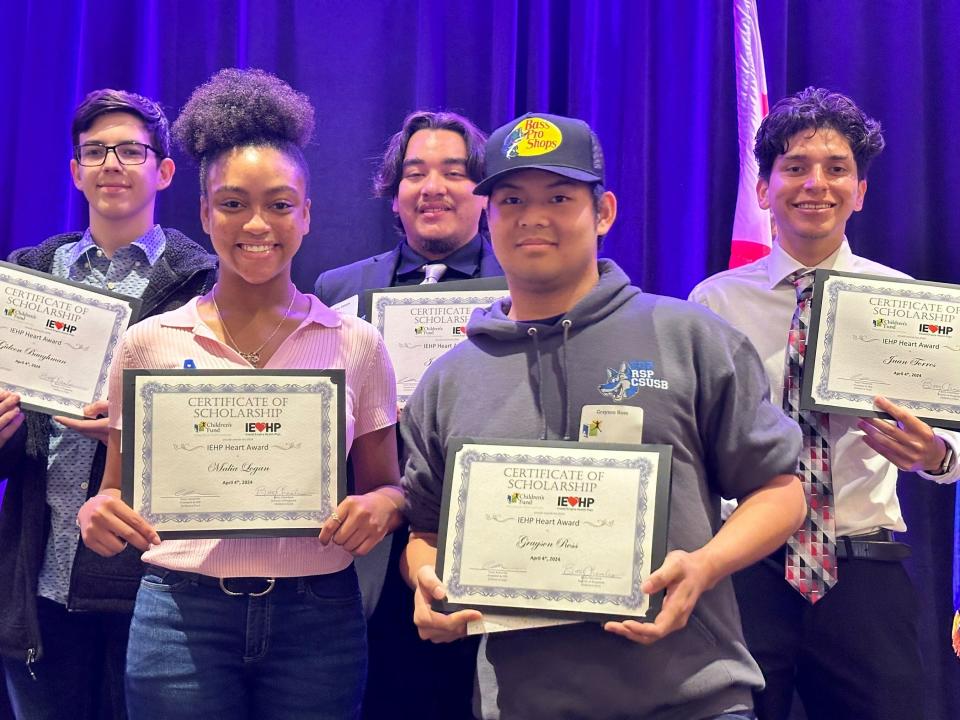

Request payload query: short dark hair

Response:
[172,68,315,195]
[754,87,885,180]
[71,89,171,157]
[374,110,487,199]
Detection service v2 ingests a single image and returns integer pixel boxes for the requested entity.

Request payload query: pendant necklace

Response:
[211,284,297,366]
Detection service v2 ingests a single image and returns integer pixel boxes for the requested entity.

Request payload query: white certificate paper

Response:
[364,279,507,407]
[0,261,140,417]
[436,439,671,622]
[802,270,960,429]
[122,370,346,538]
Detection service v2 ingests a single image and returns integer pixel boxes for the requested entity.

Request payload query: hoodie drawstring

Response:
[560,319,573,440]
[528,320,574,441]
[527,327,548,440]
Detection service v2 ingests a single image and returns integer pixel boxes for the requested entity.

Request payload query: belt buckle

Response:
[218,577,277,597]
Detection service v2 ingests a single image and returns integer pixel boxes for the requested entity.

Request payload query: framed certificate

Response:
[361,278,508,407]
[435,439,672,622]
[122,369,346,538]
[802,270,960,429]
[0,261,141,417]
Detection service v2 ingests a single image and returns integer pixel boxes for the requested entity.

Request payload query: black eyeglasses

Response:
[74,141,164,166]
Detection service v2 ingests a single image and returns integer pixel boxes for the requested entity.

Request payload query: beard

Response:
[417,237,461,256]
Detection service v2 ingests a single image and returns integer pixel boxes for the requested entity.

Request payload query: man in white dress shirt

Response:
[690,87,959,720]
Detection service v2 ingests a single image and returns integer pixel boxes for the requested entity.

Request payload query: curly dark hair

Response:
[754,87,885,180]
[71,89,171,157]
[172,68,315,194]
[374,110,487,199]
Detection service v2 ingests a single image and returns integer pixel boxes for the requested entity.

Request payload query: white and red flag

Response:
[730,0,771,268]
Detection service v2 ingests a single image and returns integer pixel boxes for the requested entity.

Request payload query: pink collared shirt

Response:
[107,295,397,577]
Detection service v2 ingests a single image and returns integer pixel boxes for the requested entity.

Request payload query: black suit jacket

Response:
[313,237,503,307]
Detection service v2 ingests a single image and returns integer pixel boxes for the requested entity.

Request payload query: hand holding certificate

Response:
[122,369,346,538]
[435,439,671,622]
[802,271,960,429]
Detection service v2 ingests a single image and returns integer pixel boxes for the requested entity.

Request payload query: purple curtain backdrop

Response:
[0,1,957,717]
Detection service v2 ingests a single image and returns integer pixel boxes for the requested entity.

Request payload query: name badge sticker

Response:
[330,295,360,318]
[578,404,644,444]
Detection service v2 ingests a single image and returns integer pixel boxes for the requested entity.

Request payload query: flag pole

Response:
[730,0,772,268]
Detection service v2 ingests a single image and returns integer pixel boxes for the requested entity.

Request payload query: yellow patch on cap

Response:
[502,117,563,158]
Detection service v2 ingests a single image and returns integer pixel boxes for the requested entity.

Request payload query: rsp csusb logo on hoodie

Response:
[597,360,669,401]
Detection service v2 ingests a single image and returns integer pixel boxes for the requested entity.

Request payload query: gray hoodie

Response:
[402,259,801,719]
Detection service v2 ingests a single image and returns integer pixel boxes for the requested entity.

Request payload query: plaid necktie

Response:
[783,270,837,603]
[420,263,447,284]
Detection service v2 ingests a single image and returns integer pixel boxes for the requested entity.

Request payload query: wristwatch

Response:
[934,443,956,476]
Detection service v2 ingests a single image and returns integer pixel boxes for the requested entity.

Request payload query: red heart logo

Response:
[928,325,939,333]
[255,422,266,432]
[567,496,579,506]
[54,322,64,330]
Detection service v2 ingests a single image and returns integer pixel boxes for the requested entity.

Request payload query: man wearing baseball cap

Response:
[399,112,807,719]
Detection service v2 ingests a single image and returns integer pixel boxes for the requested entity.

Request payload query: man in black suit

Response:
[314,111,502,720]
[314,110,501,307]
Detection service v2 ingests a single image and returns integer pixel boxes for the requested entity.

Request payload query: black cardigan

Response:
[0,228,217,662]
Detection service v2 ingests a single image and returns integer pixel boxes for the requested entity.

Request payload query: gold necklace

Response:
[211,284,298,366]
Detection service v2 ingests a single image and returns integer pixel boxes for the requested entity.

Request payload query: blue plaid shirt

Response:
[37,225,165,605]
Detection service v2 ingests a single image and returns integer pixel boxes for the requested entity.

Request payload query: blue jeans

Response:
[2,596,129,720]
[126,565,366,720]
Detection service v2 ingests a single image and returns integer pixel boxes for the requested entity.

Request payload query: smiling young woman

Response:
[198,142,311,366]
[76,69,403,720]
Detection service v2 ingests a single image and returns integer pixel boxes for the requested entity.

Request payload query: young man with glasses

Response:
[0,89,216,720]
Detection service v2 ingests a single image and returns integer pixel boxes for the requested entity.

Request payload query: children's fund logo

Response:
[503,117,563,158]
[872,316,906,331]
[193,420,226,434]
[413,325,443,337]
[506,492,539,506]
[506,491,545,506]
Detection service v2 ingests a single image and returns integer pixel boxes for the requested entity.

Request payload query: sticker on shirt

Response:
[579,405,644,444]
[597,360,669,401]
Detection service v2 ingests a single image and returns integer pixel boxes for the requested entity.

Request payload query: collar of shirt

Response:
[66,224,167,268]
[394,233,484,281]
[765,238,855,289]
[160,294,342,339]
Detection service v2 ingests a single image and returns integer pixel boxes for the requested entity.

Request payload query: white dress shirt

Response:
[689,240,960,536]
